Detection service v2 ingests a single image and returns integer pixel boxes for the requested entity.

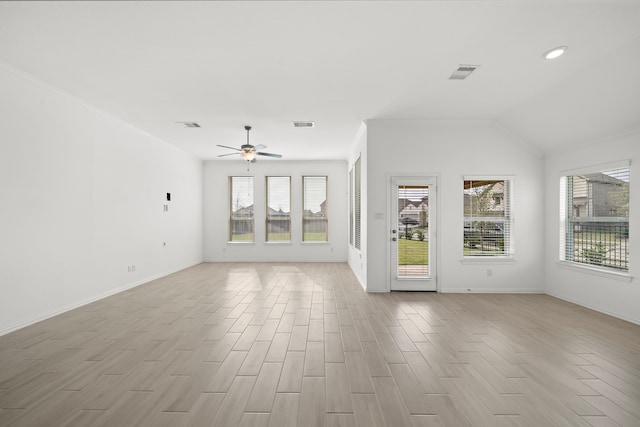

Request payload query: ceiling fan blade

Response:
[257,152,282,158]
[254,144,267,151]
[216,144,241,151]
[218,152,241,157]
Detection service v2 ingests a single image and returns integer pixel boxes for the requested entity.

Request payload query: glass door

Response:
[390,177,436,291]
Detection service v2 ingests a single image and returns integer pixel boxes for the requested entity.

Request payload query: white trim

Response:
[545,127,640,158]
[208,258,347,263]
[388,174,439,292]
[556,261,633,282]
[546,291,640,326]
[463,175,516,181]
[0,262,200,337]
[559,159,631,178]
[462,176,515,259]
[461,258,517,264]
[442,288,544,294]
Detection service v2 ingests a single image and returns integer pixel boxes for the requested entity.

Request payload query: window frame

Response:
[302,175,328,243]
[265,176,292,243]
[349,167,354,247]
[229,176,255,243]
[559,161,630,277]
[462,176,515,262]
[354,157,362,250]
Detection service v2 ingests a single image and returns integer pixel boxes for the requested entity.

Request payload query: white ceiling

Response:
[2,1,640,160]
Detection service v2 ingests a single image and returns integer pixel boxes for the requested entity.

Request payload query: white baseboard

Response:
[205,258,348,263]
[545,291,640,326]
[0,262,200,337]
[442,288,545,294]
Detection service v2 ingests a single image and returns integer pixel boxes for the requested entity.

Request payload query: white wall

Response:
[365,119,545,293]
[0,65,203,335]
[203,160,348,262]
[544,131,640,324]
[347,124,367,290]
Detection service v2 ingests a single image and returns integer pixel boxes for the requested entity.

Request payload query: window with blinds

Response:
[266,176,291,242]
[354,157,361,250]
[229,176,254,242]
[302,176,328,242]
[349,167,354,246]
[463,179,513,257]
[560,164,629,271]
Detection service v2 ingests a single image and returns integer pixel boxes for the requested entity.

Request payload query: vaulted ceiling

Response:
[2,1,639,160]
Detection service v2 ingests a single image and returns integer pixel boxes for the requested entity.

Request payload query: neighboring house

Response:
[267,207,290,233]
[304,200,327,217]
[463,182,505,217]
[233,204,254,217]
[398,196,429,223]
[304,200,328,233]
[571,173,629,218]
[398,196,429,227]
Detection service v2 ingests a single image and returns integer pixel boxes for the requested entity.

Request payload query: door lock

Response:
[392,229,397,234]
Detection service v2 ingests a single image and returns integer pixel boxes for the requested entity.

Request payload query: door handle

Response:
[392,237,397,241]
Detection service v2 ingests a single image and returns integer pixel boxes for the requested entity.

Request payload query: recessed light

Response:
[543,46,568,60]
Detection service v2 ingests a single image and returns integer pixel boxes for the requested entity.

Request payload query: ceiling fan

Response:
[217,125,282,163]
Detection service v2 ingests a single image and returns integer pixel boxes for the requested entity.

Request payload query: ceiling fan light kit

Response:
[217,125,283,164]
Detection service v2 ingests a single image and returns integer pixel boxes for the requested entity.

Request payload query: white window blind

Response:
[463,179,513,257]
[560,165,629,271]
[354,157,361,250]
[266,176,291,242]
[229,176,254,242]
[349,168,354,246]
[303,176,328,242]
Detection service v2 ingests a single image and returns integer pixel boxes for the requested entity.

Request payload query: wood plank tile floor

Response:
[1,262,639,426]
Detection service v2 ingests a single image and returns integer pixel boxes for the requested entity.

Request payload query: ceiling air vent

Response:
[177,121,201,128]
[449,65,480,80]
[293,121,315,128]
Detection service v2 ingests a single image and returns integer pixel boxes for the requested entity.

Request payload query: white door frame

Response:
[389,175,438,291]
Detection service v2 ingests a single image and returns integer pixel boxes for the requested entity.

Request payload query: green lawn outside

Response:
[303,232,328,242]
[463,248,504,256]
[398,239,428,265]
[230,232,327,242]
[267,232,291,242]
[230,233,254,242]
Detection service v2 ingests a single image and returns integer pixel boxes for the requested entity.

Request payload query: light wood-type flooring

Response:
[1,262,640,426]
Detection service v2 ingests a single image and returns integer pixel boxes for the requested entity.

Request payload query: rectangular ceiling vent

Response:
[293,121,315,128]
[177,121,201,128]
[449,65,480,80]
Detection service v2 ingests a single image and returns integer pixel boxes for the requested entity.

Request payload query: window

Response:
[266,176,291,242]
[463,178,513,257]
[354,157,361,250]
[303,176,328,241]
[560,164,629,272]
[349,167,354,246]
[229,176,254,242]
